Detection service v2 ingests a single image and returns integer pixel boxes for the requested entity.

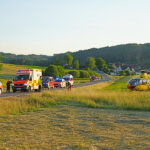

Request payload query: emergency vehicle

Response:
[54,78,66,88]
[0,81,3,95]
[63,74,74,86]
[42,76,54,89]
[12,69,42,92]
[127,71,150,91]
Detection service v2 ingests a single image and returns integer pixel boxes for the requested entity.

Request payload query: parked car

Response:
[0,81,3,95]
[54,78,66,88]
[90,76,97,81]
[42,76,54,89]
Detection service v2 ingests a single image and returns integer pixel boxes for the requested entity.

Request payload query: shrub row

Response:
[68,70,100,78]
[44,65,100,78]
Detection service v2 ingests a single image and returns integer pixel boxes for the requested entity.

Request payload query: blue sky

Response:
[0,0,150,55]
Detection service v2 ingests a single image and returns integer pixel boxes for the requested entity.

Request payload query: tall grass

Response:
[1,76,150,116]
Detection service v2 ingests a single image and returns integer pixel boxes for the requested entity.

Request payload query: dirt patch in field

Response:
[0,106,150,149]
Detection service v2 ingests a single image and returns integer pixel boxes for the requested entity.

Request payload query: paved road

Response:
[1,78,111,98]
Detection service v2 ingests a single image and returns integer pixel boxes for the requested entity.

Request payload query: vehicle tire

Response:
[13,89,16,93]
[0,89,2,95]
[38,85,42,92]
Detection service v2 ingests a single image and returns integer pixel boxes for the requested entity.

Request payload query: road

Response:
[1,77,111,98]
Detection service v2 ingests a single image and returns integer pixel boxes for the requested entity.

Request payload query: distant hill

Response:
[1,43,150,68]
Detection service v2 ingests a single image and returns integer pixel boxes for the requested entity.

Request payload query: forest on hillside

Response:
[1,43,150,68]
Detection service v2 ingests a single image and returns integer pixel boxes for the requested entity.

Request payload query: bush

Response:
[80,70,90,78]
[88,70,100,77]
[68,70,80,78]
[119,70,131,76]
[57,66,65,77]
[44,65,59,77]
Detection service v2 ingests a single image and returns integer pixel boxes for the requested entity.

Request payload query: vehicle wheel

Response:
[13,89,16,93]
[0,89,2,95]
[38,85,42,92]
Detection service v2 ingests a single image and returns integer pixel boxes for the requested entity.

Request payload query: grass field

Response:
[1,106,150,149]
[1,66,150,149]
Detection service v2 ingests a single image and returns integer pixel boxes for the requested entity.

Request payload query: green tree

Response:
[80,70,90,78]
[73,60,79,69]
[96,57,106,71]
[68,70,80,78]
[44,65,59,77]
[54,56,60,65]
[88,70,100,77]
[124,70,130,76]
[57,66,65,77]
[103,65,110,74]
[86,57,96,70]
[64,54,73,66]
[119,70,126,76]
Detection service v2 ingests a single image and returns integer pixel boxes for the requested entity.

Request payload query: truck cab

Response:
[12,69,42,92]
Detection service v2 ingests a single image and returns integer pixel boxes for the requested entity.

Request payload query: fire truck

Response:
[12,69,42,92]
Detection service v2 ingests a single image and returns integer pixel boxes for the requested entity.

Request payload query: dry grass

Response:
[1,76,150,116]
[0,106,150,149]
[0,63,45,75]
[1,77,150,149]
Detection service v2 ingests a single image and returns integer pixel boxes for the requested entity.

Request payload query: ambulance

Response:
[12,69,42,92]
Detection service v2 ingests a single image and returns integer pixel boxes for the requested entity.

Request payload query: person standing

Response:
[67,81,72,91]
[6,80,12,93]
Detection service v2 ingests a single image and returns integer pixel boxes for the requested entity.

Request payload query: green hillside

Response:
[1,43,150,67]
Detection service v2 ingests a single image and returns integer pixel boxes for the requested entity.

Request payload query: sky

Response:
[0,0,150,55]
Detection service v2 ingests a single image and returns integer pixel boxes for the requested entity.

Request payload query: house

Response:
[110,63,138,75]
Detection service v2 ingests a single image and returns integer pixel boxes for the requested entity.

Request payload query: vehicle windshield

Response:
[63,78,70,81]
[55,79,62,82]
[14,75,29,81]
[42,77,49,82]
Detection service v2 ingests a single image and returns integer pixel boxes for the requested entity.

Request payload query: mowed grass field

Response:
[1,75,150,149]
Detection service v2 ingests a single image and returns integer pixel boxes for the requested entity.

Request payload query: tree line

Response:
[43,53,109,78]
[1,43,150,68]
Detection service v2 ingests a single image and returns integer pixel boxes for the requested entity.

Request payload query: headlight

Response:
[24,83,28,86]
